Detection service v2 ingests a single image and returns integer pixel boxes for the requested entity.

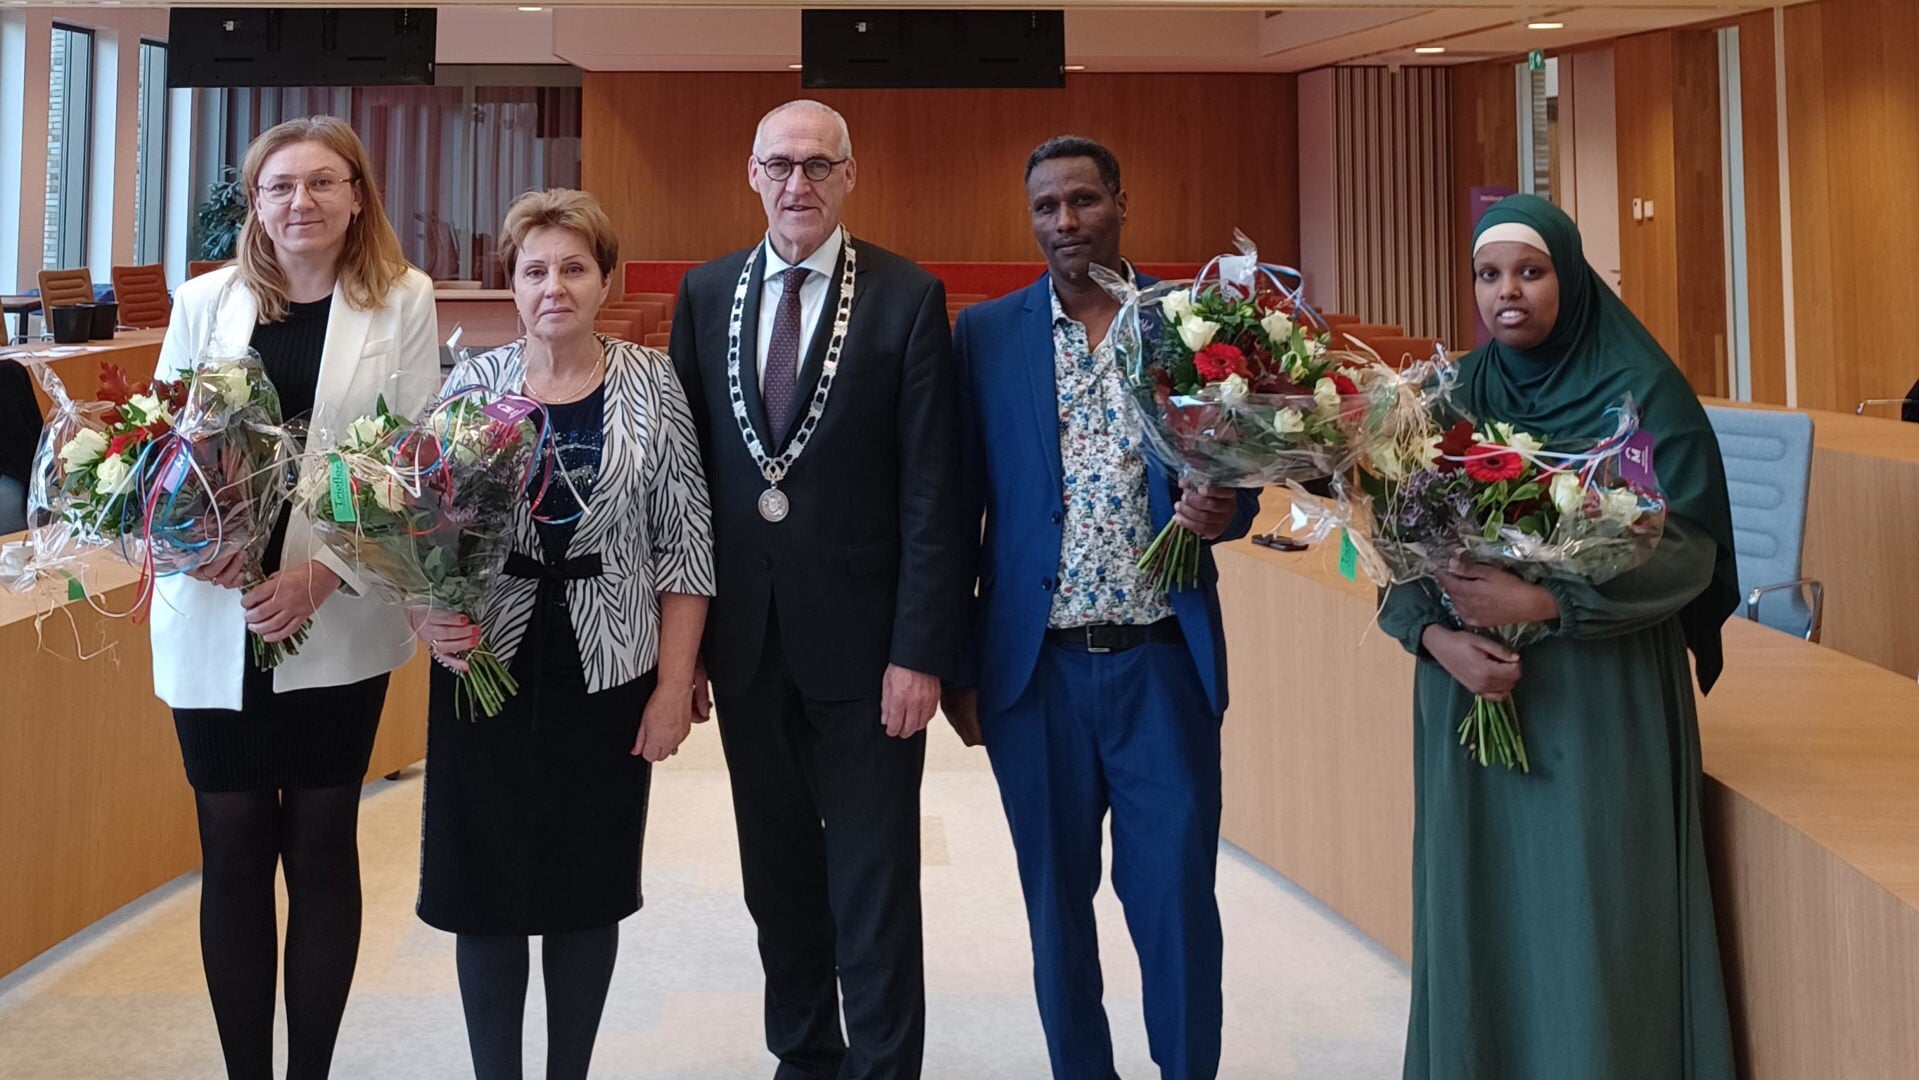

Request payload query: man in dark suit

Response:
[668,99,964,1080]
[942,137,1260,1080]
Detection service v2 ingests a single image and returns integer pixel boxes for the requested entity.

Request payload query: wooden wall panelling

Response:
[1333,67,1456,345]
[1614,33,1683,373]
[1783,0,1919,414]
[1673,27,1729,399]
[581,73,1298,268]
[1735,11,1789,407]
[1448,60,1519,347]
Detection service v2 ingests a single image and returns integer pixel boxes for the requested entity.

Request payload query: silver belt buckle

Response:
[1085,626,1113,654]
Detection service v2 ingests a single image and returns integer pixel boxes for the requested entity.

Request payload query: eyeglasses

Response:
[755,156,848,182]
[254,174,359,205]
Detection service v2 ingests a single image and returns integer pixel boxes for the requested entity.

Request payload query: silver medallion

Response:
[757,486,790,523]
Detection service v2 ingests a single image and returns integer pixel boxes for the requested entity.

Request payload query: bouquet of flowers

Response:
[29,361,190,565]
[1091,231,1404,592]
[144,352,304,668]
[300,387,543,717]
[1329,395,1668,770]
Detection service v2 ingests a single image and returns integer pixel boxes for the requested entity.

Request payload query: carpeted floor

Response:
[0,722,1408,1079]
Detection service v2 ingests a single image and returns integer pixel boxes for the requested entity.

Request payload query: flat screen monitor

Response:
[801,9,1066,90]
[167,8,435,88]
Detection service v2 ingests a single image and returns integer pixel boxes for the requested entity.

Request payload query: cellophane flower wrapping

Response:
[1302,378,1670,771]
[299,384,541,717]
[22,360,189,583]
[1089,231,1410,591]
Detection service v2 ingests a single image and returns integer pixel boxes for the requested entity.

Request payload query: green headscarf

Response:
[1461,193,1739,692]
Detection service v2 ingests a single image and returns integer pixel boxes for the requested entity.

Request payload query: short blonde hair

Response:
[236,116,409,322]
[498,189,620,279]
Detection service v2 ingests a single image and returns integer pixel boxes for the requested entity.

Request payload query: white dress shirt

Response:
[756,225,845,386]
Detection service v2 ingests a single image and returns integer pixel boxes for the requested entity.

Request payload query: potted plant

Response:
[193,167,249,260]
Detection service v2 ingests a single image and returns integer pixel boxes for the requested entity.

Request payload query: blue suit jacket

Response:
[950,272,1261,716]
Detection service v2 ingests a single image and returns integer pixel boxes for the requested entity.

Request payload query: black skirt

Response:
[169,507,390,793]
[416,574,656,936]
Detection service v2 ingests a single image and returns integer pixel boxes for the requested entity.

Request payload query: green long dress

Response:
[1383,195,1740,1080]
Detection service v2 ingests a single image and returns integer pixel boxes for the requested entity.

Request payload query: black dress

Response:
[170,297,391,793]
[417,384,658,935]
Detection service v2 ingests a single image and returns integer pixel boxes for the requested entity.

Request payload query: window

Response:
[134,41,168,266]
[43,24,93,272]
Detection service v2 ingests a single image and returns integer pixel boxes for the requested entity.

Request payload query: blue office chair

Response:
[1702,406,1822,640]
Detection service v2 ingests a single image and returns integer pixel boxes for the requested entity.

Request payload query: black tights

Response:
[194,784,365,1080]
[455,925,620,1080]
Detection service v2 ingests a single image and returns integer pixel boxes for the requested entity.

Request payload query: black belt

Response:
[499,550,605,716]
[1045,618,1183,654]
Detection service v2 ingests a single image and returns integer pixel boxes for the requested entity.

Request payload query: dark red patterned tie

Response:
[763,266,810,437]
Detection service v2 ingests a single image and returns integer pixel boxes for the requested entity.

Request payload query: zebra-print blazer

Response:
[443,336,716,694]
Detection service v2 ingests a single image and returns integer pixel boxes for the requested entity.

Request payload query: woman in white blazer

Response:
[154,115,439,1080]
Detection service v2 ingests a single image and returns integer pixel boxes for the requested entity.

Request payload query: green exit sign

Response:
[1528,49,1546,71]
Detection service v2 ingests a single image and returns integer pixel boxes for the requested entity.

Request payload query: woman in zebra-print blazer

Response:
[411,189,714,1080]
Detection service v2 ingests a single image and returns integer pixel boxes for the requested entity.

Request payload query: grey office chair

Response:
[1702,406,1823,641]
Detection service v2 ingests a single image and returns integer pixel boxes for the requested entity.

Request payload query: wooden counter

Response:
[1217,504,1919,1079]
[434,289,519,351]
[0,542,428,980]
[3,329,167,418]
[1710,399,1919,681]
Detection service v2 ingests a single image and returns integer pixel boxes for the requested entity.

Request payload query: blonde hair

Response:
[236,116,409,322]
[498,188,621,279]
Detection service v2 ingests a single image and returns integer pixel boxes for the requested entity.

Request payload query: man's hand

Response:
[1421,625,1523,701]
[1173,481,1237,541]
[242,561,340,643]
[940,686,982,748]
[880,664,940,739]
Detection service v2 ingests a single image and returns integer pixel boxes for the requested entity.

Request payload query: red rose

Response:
[1464,444,1526,483]
[1331,373,1359,396]
[1194,342,1249,383]
[1432,421,1477,473]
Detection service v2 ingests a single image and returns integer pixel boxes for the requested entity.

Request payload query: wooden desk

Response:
[1709,399,1919,681]
[3,329,167,418]
[434,289,519,351]
[0,541,429,980]
[1217,507,1919,1079]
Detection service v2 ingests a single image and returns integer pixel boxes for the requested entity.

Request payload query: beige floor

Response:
[0,722,1408,1079]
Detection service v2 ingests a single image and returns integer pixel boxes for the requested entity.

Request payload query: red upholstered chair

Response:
[188,260,228,279]
[1335,324,1405,345]
[111,264,171,329]
[1359,336,1445,369]
[603,300,666,336]
[642,332,671,349]
[594,317,637,342]
[1318,312,1361,327]
[37,267,93,310]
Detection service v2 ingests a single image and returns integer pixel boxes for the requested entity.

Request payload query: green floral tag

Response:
[66,574,84,602]
[327,453,356,523]
[1338,529,1358,581]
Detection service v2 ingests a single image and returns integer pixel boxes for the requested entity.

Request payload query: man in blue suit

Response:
[942,137,1260,1080]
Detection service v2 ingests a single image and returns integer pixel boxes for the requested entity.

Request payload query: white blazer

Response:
[150,265,441,710]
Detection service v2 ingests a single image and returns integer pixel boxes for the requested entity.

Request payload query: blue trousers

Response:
[983,638,1224,1080]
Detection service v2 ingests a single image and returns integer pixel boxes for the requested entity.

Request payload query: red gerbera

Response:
[1463,444,1526,483]
[1193,342,1249,383]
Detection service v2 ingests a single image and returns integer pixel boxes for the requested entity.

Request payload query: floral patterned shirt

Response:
[1048,277,1174,629]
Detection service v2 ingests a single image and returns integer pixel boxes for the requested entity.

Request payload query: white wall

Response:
[1568,47,1622,294]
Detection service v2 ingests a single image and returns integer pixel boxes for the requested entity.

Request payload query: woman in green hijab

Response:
[1379,194,1740,1080]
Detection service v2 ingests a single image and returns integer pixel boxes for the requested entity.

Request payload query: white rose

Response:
[1549,471,1585,517]
[1159,290,1195,321]
[94,453,135,495]
[1371,441,1405,481]
[1218,373,1250,407]
[1259,309,1294,345]
[214,367,253,409]
[59,428,108,471]
[1273,408,1305,435]
[1599,486,1643,527]
[1177,317,1221,353]
[127,392,164,422]
[1508,430,1544,457]
[372,473,408,513]
[1305,336,1328,359]
[345,415,388,450]
[1313,377,1342,416]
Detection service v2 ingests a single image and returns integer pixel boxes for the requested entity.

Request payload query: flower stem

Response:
[249,621,310,672]
[1457,695,1531,772]
[1137,520,1202,593]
